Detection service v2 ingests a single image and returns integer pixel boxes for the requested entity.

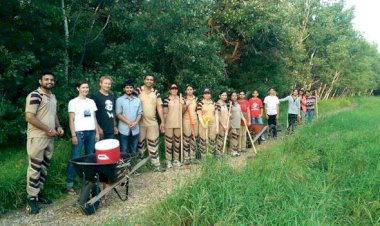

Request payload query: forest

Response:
[1,0,379,145]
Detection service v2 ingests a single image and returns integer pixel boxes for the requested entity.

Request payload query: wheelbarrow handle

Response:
[86,155,152,206]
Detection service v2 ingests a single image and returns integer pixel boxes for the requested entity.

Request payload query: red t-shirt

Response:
[249,97,263,117]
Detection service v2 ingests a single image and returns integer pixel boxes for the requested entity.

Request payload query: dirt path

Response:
[0,139,276,226]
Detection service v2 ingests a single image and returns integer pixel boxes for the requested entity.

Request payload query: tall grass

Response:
[129,97,379,225]
[0,139,70,214]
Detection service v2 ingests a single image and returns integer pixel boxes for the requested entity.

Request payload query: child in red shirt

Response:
[249,90,263,124]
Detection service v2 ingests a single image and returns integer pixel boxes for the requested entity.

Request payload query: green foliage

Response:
[129,97,380,225]
[1,0,380,144]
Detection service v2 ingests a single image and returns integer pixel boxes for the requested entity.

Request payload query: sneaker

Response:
[184,158,191,165]
[38,193,53,204]
[153,166,166,173]
[132,171,141,176]
[66,188,76,195]
[173,160,181,167]
[26,197,39,215]
[260,136,266,141]
[166,160,173,169]
[232,151,239,157]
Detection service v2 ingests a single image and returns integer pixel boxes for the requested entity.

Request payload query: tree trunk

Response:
[62,0,69,84]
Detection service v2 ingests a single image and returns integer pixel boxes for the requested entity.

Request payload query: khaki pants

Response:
[216,127,227,154]
[138,125,160,167]
[198,124,216,155]
[165,128,181,161]
[183,121,198,160]
[26,137,54,197]
[229,128,240,152]
[239,125,247,151]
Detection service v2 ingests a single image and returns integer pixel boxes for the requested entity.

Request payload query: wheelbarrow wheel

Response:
[78,183,100,215]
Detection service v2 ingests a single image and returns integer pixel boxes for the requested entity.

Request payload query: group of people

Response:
[24,70,316,214]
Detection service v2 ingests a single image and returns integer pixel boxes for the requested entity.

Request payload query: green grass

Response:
[127,97,379,225]
[0,132,168,215]
[0,139,70,214]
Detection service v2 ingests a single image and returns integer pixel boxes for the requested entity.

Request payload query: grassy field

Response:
[127,97,380,225]
[0,139,70,214]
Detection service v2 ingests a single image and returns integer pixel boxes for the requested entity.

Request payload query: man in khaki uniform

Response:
[162,84,184,168]
[197,88,219,157]
[182,84,198,164]
[25,70,64,214]
[135,73,165,171]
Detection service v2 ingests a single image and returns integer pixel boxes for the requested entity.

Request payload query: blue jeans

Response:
[119,133,139,156]
[66,130,95,188]
[305,109,314,122]
[251,117,263,124]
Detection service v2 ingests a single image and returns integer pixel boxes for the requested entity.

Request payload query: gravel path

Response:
[0,164,200,226]
[0,140,272,226]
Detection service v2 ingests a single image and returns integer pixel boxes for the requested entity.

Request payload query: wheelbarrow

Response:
[248,124,267,145]
[70,153,151,215]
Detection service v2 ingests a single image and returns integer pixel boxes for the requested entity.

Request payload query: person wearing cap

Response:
[162,84,185,168]
[182,84,199,164]
[25,69,64,214]
[299,88,307,123]
[237,91,250,152]
[134,73,165,172]
[216,91,229,155]
[229,91,243,157]
[116,80,142,157]
[196,88,219,157]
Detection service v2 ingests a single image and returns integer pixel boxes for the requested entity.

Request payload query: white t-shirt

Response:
[68,97,98,131]
[264,95,279,115]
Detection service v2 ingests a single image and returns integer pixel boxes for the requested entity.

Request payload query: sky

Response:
[344,0,380,49]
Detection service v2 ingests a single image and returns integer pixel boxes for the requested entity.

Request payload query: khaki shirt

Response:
[230,102,241,129]
[217,101,229,129]
[25,87,57,138]
[163,96,182,129]
[183,96,198,125]
[136,86,163,127]
[196,99,217,125]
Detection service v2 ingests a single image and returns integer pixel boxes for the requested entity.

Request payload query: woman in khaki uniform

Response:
[196,88,219,157]
[163,84,184,168]
[229,91,243,157]
[216,91,229,155]
[182,84,198,164]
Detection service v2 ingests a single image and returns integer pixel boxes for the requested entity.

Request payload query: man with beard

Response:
[134,73,166,172]
[25,69,64,214]
[116,79,142,157]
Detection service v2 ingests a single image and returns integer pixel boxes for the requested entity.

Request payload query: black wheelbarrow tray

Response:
[70,153,151,215]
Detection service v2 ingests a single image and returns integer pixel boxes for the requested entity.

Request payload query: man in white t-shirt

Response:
[263,88,279,137]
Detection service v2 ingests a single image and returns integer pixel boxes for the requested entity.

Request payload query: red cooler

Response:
[95,139,120,163]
